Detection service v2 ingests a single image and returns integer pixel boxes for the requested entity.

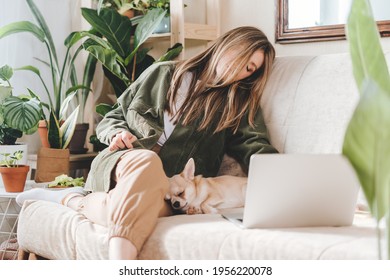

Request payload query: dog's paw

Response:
[186,206,202,215]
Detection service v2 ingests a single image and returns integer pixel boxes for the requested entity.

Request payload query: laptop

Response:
[221,154,360,229]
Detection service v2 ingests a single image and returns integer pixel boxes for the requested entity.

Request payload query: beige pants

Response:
[72,149,172,252]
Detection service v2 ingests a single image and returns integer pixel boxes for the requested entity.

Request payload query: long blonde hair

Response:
[167,26,275,133]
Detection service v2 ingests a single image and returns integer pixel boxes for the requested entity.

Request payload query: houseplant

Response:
[96,0,171,16]
[0,0,96,151]
[96,0,174,33]
[80,6,181,99]
[0,150,29,192]
[0,64,41,184]
[343,0,390,259]
[0,65,41,146]
[77,6,181,149]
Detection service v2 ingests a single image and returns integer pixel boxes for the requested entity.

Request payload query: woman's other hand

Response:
[109,131,137,151]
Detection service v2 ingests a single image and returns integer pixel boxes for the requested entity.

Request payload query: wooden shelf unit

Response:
[147,0,221,59]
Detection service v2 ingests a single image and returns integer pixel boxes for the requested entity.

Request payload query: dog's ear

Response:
[182,158,195,180]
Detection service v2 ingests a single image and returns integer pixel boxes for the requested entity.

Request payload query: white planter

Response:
[0,143,28,187]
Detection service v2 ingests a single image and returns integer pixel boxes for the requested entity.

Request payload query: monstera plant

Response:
[343,0,390,259]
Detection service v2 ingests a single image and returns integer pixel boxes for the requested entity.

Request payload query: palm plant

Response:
[0,0,96,149]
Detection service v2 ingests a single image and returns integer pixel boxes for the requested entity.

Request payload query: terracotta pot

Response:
[0,165,30,193]
[68,123,90,154]
[122,9,135,19]
[0,143,28,187]
[38,120,50,148]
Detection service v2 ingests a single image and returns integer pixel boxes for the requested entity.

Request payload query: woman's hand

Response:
[109,131,137,151]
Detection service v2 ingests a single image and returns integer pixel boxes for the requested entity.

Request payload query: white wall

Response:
[218,0,390,57]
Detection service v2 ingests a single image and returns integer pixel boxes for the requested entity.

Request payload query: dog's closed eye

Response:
[177,191,184,197]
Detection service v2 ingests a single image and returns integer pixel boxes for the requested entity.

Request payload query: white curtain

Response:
[0,0,93,153]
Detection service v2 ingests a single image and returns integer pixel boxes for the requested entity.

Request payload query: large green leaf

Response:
[81,8,132,58]
[81,54,97,108]
[343,81,390,219]
[157,43,183,62]
[26,0,59,68]
[15,65,41,76]
[3,96,41,134]
[64,31,111,50]
[0,21,45,42]
[95,103,118,117]
[346,0,390,94]
[343,0,390,220]
[48,110,61,149]
[103,66,129,97]
[85,42,130,83]
[60,105,79,149]
[59,89,79,120]
[124,8,166,66]
[134,8,166,47]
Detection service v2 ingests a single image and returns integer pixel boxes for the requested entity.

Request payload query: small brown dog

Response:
[166,158,247,214]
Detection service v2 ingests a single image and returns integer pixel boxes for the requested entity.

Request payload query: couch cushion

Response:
[17,200,108,260]
[18,200,383,260]
[262,54,359,154]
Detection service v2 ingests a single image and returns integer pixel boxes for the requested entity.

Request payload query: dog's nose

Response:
[172,201,181,209]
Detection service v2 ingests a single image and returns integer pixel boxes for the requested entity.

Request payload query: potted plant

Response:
[95,0,170,14]
[0,0,96,152]
[81,6,181,97]
[0,65,41,144]
[96,0,173,32]
[0,0,98,181]
[343,0,390,259]
[0,150,30,193]
[77,6,181,149]
[0,64,41,186]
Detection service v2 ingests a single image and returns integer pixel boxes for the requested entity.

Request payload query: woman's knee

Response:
[116,149,164,177]
[131,149,163,169]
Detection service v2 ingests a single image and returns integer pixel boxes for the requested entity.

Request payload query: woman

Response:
[17,26,278,259]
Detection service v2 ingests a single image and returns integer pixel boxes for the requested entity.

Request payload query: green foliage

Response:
[48,174,85,188]
[0,0,96,148]
[77,7,182,116]
[343,0,390,258]
[344,0,390,221]
[0,65,41,145]
[0,150,24,167]
[97,0,171,15]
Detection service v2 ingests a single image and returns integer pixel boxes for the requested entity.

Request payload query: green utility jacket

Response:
[85,61,277,192]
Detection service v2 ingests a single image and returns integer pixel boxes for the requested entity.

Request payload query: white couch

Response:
[17,53,386,260]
